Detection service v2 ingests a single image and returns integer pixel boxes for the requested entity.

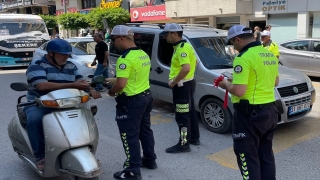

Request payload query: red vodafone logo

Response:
[130,5,170,22]
[132,10,139,20]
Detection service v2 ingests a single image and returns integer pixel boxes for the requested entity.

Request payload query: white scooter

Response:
[8,76,105,179]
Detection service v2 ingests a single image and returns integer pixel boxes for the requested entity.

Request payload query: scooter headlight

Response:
[41,95,90,108]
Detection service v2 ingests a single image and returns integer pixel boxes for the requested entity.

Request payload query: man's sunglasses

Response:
[111,36,121,43]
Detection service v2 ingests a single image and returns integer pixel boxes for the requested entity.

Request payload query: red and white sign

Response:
[56,7,77,15]
[130,5,170,22]
[61,0,69,6]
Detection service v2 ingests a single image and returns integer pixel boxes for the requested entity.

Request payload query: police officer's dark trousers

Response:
[172,79,200,142]
[115,91,156,175]
[232,103,278,180]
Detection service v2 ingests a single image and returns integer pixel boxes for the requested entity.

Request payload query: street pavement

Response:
[0,68,320,180]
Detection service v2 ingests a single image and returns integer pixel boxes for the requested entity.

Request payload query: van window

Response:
[189,37,233,69]
[158,36,174,66]
[135,33,155,57]
[109,33,155,57]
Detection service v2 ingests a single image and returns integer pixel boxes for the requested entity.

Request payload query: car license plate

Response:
[288,103,310,115]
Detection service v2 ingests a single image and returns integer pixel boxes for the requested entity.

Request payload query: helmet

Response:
[46,38,72,55]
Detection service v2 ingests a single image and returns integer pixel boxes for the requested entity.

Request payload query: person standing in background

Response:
[253,26,261,42]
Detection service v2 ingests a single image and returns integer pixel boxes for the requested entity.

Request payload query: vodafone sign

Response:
[130,5,170,22]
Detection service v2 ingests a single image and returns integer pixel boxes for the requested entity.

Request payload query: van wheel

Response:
[200,98,232,134]
[66,175,99,180]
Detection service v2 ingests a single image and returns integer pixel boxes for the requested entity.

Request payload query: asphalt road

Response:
[0,68,320,180]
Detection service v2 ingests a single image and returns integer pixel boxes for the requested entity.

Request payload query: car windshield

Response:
[69,41,96,55]
[189,37,234,69]
[0,22,47,36]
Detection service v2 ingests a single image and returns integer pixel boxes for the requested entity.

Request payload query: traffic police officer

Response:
[261,30,280,58]
[106,25,157,180]
[219,25,279,180]
[160,23,200,153]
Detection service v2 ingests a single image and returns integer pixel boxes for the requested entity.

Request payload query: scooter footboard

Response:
[60,146,101,178]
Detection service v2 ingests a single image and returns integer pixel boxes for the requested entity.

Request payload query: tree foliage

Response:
[39,14,57,28]
[58,13,89,30]
[86,8,130,30]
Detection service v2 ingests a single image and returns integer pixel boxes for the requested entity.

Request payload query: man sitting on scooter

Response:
[25,38,101,171]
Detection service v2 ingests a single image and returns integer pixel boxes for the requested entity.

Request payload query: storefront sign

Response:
[100,0,122,9]
[130,5,169,22]
[0,0,31,10]
[56,7,78,15]
[78,9,92,14]
[262,0,287,14]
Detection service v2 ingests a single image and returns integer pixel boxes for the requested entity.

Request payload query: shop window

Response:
[82,0,96,9]
[282,41,310,51]
[313,41,320,52]
[157,36,173,66]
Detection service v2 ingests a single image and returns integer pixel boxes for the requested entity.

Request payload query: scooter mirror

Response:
[10,82,29,91]
[92,75,105,84]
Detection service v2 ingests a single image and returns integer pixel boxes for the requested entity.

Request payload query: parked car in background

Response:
[279,38,320,77]
[32,37,96,81]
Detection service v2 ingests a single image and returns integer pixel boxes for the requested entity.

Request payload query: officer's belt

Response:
[233,102,275,111]
[181,78,194,83]
[117,89,150,100]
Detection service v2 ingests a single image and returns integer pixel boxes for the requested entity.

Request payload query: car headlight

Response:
[80,61,95,68]
[303,74,313,90]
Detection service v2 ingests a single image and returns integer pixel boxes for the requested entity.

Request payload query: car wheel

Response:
[200,98,232,134]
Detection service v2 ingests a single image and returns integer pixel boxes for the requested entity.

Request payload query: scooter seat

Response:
[17,102,35,129]
[17,106,28,128]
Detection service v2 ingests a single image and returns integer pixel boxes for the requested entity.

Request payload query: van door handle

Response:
[154,67,163,74]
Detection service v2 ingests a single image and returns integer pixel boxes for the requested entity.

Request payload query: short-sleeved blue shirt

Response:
[26,56,83,102]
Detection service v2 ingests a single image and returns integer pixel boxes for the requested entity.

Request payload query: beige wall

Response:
[165,0,252,18]
[55,0,82,11]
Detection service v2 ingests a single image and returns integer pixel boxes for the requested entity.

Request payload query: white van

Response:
[109,23,316,134]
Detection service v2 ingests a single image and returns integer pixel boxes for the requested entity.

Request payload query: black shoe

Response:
[141,158,157,169]
[189,139,200,146]
[113,171,142,180]
[165,143,191,153]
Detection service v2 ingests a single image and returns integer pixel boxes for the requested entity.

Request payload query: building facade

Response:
[254,0,320,43]
[55,0,130,38]
[55,0,129,15]
[164,0,320,43]
[0,0,56,15]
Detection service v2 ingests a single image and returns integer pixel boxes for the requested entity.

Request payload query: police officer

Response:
[160,23,200,153]
[261,30,280,58]
[106,25,157,180]
[219,25,279,180]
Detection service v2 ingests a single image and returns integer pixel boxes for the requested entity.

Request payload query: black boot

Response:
[113,170,142,180]
[189,139,200,146]
[141,157,157,169]
[165,142,191,153]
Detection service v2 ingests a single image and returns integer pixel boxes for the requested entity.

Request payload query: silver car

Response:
[279,38,320,77]
[109,24,316,134]
[32,37,97,81]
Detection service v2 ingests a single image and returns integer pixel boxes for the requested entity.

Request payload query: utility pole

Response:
[63,0,68,38]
